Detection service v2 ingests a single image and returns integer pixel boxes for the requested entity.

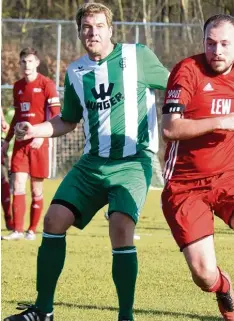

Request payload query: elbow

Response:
[70,122,77,131]
[162,128,177,141]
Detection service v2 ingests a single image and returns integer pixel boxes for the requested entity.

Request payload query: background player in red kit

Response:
[2,47,61,241]
[161,14,234,320]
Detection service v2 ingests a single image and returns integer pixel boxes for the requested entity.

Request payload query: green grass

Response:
[1,179,233,321]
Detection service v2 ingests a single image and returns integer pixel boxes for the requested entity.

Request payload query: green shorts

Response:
[52,150,153,229]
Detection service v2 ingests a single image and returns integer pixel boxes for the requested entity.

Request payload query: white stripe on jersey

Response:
[47,137,53,178]
[163,141,179,181]
[95,61,111,157]
[146,88,158,153]
[69,60,92,154]
[122,44,138,157]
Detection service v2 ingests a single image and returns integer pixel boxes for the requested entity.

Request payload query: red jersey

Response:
[5,73,61,142]
[163,53,234,181]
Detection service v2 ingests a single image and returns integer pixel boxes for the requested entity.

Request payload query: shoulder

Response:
[14,78,24,88]
[38,73,55,86]
[67,55,88,71]
[173,54,207,75]
[120,43,150,52]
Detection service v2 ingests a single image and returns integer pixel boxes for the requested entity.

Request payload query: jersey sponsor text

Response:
[211,99,231,114]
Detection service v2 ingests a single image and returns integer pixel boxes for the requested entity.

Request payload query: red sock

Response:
[1,177,12,221]
[206,267,230,293]
[28,195,43,233]
[13,194,26,232]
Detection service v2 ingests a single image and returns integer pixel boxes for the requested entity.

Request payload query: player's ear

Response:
[109,26,113,39]
[78,27,81,40]
[36,58,40,68]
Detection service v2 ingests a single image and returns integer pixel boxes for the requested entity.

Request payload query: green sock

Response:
[112,246,138,321]
[35,233,66,313]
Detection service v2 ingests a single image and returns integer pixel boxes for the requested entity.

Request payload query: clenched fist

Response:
[15,122,35,141]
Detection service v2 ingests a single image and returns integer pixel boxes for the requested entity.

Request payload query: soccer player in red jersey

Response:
[161,14,234,320]
[1,48,61,241]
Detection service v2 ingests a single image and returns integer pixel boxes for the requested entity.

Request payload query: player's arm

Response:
[15,116,77,140]
[45,80,61,119]
[138,44,169,90]
[161,113,228,141]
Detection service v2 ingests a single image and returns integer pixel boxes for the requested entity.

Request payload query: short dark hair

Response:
[19,47,39,59]
[203,14,234,34]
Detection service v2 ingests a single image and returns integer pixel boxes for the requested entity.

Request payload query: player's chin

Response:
[210,64,229,74]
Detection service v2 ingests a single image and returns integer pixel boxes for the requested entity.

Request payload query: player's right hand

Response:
[14,121,35,140]
[218,114,234,131]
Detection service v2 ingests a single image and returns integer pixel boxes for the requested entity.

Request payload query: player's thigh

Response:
[106,153,153,224]
[183,235,217,274]
[11,144,29,174]
[52,158,108,230]
[12,172,28,192]
[212,171,234,226]
[29,144,50,178]
[161,181,214,251]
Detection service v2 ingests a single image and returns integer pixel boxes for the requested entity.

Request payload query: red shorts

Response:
[161,171,234,251]
[11,139,52,178]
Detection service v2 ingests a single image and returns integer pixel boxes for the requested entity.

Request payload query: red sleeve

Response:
[50,106,61,118]
[45,80,61,108]
[44,80,61,120]
[164,59,197,108]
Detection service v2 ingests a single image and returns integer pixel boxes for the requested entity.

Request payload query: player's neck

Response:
[25,72,38,83]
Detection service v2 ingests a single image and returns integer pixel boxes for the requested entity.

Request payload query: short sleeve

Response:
[61,72,83,123]
[164,59,196,106]
[45,80,61,108]
[137,44,169,90]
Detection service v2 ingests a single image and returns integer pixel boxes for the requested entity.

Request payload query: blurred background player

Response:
[1,108,14,230]
[2,47,61,241]
[161,14,234,320]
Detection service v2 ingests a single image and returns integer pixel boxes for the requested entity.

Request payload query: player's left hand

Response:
[30,137,44,149]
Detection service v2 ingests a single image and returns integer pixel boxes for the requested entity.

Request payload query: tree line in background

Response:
[3,0,234,23]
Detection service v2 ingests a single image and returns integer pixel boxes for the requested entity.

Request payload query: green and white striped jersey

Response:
[61,43,168,159]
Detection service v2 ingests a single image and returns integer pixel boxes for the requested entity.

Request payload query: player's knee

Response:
[109,212,135,247]
[43,204,75,234]
[190,265,217,289]
[31,188,43,198]
[13,181,26,194]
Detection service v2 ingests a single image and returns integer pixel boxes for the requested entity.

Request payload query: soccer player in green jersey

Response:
[4,3,169,321]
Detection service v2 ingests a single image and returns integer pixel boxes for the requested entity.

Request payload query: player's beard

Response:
[210,60,233,75]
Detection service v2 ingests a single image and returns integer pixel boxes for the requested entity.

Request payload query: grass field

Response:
[1,179,233,321]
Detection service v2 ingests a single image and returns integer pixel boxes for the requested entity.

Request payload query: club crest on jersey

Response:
[20,102,30,112]
[119,57,126,69]
[33,88,42,93]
